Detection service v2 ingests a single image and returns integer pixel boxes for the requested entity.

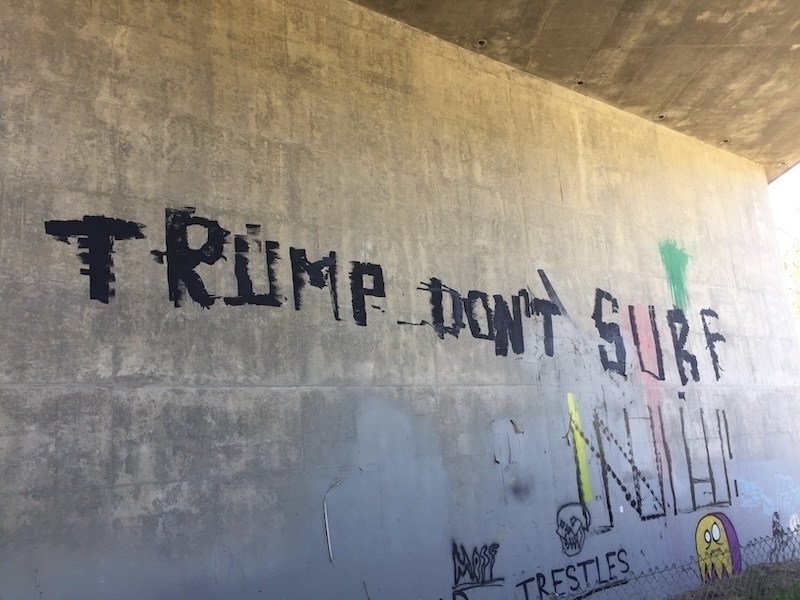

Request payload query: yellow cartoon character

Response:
[695,513,741,582]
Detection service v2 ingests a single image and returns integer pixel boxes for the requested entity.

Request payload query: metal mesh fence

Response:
[555,532,800,600]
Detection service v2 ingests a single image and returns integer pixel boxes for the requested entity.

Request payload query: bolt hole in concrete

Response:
[576,80,585,85]
[658,115,666,120]
[474,38,487,48]
[722,138,731,144]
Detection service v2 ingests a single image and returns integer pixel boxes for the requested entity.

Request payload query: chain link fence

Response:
[556,532,800,600]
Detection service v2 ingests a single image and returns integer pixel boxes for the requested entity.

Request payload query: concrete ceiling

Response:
[353,0,800,181]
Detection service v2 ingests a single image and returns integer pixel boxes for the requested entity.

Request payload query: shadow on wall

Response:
[321,397,451,598]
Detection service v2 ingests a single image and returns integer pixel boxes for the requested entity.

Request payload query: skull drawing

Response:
[556,503,591,556]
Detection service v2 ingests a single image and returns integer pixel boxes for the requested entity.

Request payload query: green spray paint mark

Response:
[659,239,690,310]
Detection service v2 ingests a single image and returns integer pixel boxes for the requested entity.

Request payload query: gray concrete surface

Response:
[1,0,799,598]
[353,0,800,181]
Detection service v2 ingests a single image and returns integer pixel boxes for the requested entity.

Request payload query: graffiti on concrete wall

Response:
[567,402,667,530]
[44,216,147,303]
[42,210,761,595]
[628,304,665,381]
[739,475,800,518]
[37,207,784,599]
[694,513,741,582]
[679,407,734,512]
[764,511,800,562]
[565,396,734,532]
[45,210,727,385]
[405,280,726,383]
[770,511,790,561]
[556,503,591,556]
[516,548,630,600]
[451,541,504,598]
[44,208,387,324]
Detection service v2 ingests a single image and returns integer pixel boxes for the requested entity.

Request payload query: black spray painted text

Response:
[45,209,726,384]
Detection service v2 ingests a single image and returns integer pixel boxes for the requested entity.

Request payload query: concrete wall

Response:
[1,1,799,598]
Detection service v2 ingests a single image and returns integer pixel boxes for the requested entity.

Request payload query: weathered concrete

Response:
[0,0,798,598]
[352,0,800,181]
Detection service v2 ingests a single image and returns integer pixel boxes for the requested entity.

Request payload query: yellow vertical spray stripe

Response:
[567,393,592,503]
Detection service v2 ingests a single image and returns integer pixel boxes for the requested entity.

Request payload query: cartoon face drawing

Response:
[556,503,591,556]
[695,513,741,583]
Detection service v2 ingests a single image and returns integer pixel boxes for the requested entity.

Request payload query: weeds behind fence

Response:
[556,532,800,600]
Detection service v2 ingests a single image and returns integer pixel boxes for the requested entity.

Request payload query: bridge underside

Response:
[354,0,800,180]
